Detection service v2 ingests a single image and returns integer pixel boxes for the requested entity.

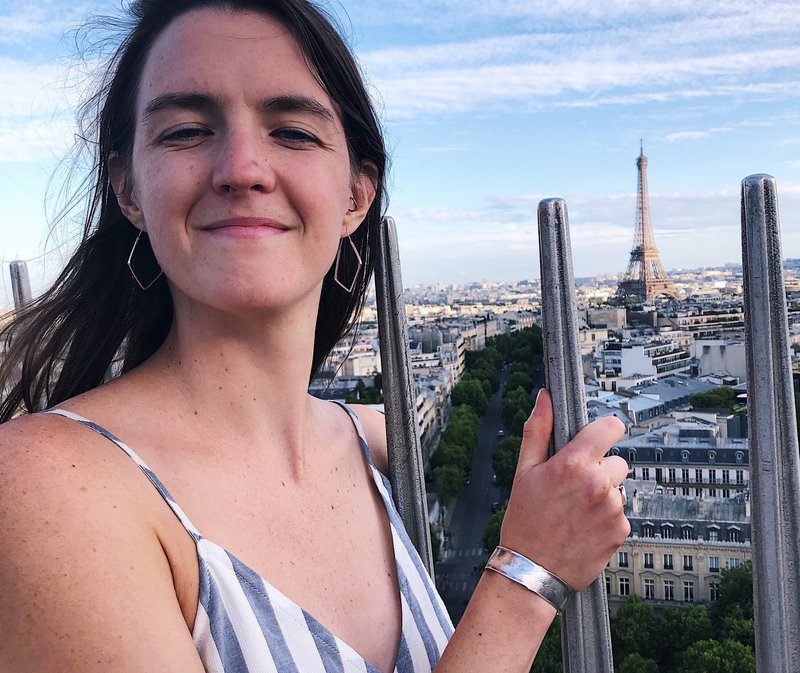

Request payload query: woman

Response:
[0,1,630,671]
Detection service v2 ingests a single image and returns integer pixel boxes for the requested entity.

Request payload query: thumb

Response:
[515,388,553,475]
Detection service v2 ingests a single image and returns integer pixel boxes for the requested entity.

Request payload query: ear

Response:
[108,153,144,229]
[342,161,378,238]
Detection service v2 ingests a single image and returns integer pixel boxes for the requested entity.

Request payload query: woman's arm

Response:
[435,389,629,671]
[0,415,206,673]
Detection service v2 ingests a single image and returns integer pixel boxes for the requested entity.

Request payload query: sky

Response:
[1,0,799,306]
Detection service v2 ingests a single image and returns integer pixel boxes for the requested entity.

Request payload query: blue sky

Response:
[1,0,799,305]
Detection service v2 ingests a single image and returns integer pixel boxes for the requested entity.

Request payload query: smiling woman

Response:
[0,2,630,672]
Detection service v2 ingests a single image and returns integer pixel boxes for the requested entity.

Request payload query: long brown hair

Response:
[0,0,387,422]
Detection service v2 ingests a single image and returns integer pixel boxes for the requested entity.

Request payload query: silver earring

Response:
[348,196,358,213]
[333,236,363,293]
[127,229,164,291]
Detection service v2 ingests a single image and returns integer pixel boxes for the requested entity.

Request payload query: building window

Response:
[662,525,673,539]
[695,488,703,497]
[668,468,676,482]
[682,487,690,496]
[681,450,690,463]
[628,450,636,463]
[682,526,694,540]
[708,529,719,542]
[664,554,673,570]
[736,452,744,464]
[682,468,690,483]
[722,469,731,484]
[644,553,654,569]
[729,558,741,569]
[642,525,654,538]
[606,575,611,594]
[723,488,731,498]
[642,467,650,480]
[709,451,716,463]
[684,581,695,602]
[619,577,630,596]
[618,551,629,568]
[644,578,655,600]
[729,529,741,543]
[664,580,675,601]
[695,469,703,482]
[709,556,720,573]
[709,487,717,498]
[710,582,720,601]
[683,555,694,571]
[736,469,745,485]
[655,450,662,463]
[710,469,717,484]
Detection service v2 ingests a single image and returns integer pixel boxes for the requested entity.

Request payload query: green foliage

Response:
[492,436,522,490]
[675,639,755,673]
[344,378,384,404]
[530,616,563,673]
[654,606,712,671]
[481,503,505,552]
[611,595,655,666]
[506,370,534,393]
[434,463,464,506]
[510,407,530,437]
[451,377,488,416]
[709,562,753,634]
[429,440,470,471]
[502,386,535,428]
[619,654,658,673]
[690,386,738,410]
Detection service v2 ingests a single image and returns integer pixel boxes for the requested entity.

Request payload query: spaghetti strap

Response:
[331,400,379,468]
[41,408,202,539]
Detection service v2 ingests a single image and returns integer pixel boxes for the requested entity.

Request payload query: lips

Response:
[200,217,290,232]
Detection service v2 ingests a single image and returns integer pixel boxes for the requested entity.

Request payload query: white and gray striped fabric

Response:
[45,403,453,672]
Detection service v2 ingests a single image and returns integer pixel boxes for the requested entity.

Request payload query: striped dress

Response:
[44,403,454,672]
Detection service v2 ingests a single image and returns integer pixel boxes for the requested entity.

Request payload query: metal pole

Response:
[538,199,614,673]
[374,216,434,575]
[740,174,800,671]
[9,260,32,310]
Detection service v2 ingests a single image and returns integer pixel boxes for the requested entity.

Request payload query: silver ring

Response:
[617,484,627,505]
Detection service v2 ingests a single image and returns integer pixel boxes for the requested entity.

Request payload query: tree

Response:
[506,370,534,393]
[451,377,488,416]
[709,561,753,635]
[619,654,658,673]
[690,386,737,410]
[434,464,464,506]
[675,639,755,673]
[429,440,470,471]
[502,386,534,428]
[492,436,522,490]
[653,605,712,671]
[610,595,655,666]
[481,503,505,552]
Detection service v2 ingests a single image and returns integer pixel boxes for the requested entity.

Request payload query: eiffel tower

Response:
[616,143,677,303]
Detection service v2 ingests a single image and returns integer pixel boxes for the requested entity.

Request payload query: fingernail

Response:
[534,388,543,409]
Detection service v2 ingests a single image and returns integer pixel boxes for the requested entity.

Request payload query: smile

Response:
[199,217,291,238]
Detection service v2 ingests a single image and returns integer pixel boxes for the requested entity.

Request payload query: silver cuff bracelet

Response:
[485,545,574,613]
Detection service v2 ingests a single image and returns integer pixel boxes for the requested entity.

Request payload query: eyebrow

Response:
[141,92,336,125]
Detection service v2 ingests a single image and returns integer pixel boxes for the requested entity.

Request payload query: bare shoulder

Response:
[0,413,203,672]
[346,404,389,473]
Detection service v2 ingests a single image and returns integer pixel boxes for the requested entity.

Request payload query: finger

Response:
[555,414,626,464]
[603,455,630,486]
[516,389,553,474]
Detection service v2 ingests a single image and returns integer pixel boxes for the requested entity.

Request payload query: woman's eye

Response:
[160,127,209,143]
[274,128,319,145]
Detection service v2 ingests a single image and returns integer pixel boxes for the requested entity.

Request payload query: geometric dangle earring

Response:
[127,229,164,291]
[333,235,363,293]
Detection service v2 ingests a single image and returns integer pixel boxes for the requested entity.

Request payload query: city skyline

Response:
[1,0,799,307]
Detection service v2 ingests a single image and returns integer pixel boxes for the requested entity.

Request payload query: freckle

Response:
[218,386,223,390]
[478,632,483,637]
[71,464,76,468]
[194,410,198,415]
[79,485,87,492]
[178,360,182,366]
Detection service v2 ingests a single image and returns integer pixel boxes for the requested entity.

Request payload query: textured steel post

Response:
[374,216,434,576]
[741,174,800,671]
[9,260,32,310]
[538,199,614,673]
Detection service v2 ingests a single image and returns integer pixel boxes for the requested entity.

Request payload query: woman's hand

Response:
[499,389,630,591]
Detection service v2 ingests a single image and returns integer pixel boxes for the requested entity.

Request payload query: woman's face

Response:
[114,8,372,316]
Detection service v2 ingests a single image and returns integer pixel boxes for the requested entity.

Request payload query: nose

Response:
[212,125,275,194]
